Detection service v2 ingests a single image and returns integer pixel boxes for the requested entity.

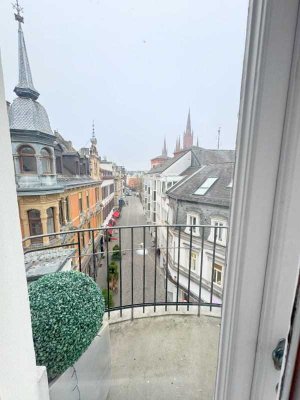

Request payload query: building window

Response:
[19,145,37,173]
[59,200,64,225]
[56,156,62,174]
[194,177,218,195]
[28,209,42,243]
[86,191,90,208]
[46,207,55,235]
[75,161,79,175]
[66,197,70,222]
[191,251,197,271]
[187,214,198,234]
[79,193,83,213]
[215,222,224,240]
[41,148,53,174]
[213,263,223,286]
[95,187,99,202]
[211,220,226,242]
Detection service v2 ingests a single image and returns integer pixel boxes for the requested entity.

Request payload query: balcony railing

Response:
[23,224,228,318]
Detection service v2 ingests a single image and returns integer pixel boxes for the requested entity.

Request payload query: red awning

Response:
[113,211,120,218]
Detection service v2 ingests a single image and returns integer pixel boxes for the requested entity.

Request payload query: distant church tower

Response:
[162,137,167,158]
[183,109,194,149]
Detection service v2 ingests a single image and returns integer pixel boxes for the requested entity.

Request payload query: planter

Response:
[49,321,111,400]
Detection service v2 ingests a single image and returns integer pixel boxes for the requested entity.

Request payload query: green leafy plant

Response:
[108,261,119,282]
[29,271,105,380]
[111,244,121,260]
[102,288,114,308]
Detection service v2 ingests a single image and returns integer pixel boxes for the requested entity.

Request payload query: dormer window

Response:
[194,177,218,195]
[41,148,53,174]
[19,145,37,173]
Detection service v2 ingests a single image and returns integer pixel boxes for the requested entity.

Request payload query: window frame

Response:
[40,147,53,174]
[18,145,37,174]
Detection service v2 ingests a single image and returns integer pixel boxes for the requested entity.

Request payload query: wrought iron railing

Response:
[23,224,228,317]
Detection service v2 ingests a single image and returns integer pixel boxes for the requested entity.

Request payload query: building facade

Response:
[8,13,104,272]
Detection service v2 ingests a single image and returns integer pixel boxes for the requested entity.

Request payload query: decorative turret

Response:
[9,1,53,136]
[13,0,39,100]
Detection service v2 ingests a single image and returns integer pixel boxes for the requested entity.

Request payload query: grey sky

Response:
[0,0,248,170]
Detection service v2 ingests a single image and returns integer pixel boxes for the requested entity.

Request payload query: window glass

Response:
[19,146,37,173]
[213,264,222,286]
[194,178,218,195]
[41,148,52,174]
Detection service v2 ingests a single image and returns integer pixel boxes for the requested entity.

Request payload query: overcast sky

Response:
[0,0,248,170]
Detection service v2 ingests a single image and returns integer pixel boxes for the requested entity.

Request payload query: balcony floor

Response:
[108,314,221,400]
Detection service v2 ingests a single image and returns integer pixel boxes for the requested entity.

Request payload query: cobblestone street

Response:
[97,195,166,308]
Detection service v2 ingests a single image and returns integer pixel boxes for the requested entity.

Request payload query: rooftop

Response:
[168,162,234,207]
[25,248,75,282]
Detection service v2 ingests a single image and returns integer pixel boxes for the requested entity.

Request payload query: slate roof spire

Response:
[13,1,40,100]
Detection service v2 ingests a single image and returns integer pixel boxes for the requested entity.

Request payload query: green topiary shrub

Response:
[29,271,105,380]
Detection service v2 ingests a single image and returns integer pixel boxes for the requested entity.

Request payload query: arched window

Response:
[19,145,37,173]
[41,148,53,174]
[47,207,55,234]
[28,209,42,244]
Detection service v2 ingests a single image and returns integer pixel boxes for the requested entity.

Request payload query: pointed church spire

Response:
[183,109,193,149]
[13,1,39,100]
[186,108,191,135]
[162,137,167,157]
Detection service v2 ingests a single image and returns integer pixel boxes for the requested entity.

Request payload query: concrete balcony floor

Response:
[108,314,221,400]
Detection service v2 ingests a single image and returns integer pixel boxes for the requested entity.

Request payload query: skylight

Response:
[194,177,218,195]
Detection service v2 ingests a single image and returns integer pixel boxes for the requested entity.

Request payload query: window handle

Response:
[272,338,286,370]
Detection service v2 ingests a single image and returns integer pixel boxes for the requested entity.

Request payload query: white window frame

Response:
[215,1,300,399]
[191,251,197,271]
[186,213,199,236]
[212,263,222,287]
[209,217,227,244]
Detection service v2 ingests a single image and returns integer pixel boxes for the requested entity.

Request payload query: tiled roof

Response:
[9,97,53,135]
[147,151,188,174]
[57,176,100,188]
[167,163,234,207]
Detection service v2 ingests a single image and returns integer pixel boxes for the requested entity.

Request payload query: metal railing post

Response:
[198,227,205,317]
[187,226,193,311]
[77,231,82,272]
[210,226,217,311]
